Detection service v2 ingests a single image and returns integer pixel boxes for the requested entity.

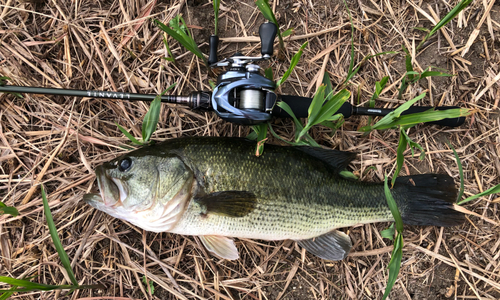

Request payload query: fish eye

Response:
[118,157,132,172]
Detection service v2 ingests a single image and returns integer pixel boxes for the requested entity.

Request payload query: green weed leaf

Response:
[41,185,79,286]
[142,276,154,295]
[417,0,473,50]
[264,67,274,81]
[384,176,404,233]
[276,42,308,87]
[339,170,358,180]
[420,71,453,79]
[382,233,403,300]
[381,224,395,240]
[282,28,294,37]
[458,184,500,205]
[392,132,407,186]
[213,0,220,35]
[116,123,143,145]
[447,140,464,202]
[251,123,269,156]
[360,93,426,132]
[141,83,176,143]
[382,176,404,300]
[154,19,207,66]
[0,202,19,217]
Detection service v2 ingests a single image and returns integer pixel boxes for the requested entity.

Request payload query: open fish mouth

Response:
[84,166,126,208]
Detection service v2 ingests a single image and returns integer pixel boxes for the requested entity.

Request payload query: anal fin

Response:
[199,235,239,260]
[296,230,352,261]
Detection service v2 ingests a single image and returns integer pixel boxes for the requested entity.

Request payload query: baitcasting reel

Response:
[207,22,278,125]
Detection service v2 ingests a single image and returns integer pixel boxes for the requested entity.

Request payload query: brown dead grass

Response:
[1,0,499,299]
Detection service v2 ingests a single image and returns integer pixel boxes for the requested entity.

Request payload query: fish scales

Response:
[156,138,394,240]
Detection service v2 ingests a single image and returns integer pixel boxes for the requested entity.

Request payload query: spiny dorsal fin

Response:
[297,147,356,173]
[296,230,352,261]
[199,235,239,260]
[194,191,257,217]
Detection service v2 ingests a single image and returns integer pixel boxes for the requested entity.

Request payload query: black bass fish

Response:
[84,137,464,260]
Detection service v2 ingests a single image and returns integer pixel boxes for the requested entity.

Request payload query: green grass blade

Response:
[343,52,396,86]
[276,101,319,147]
[391,131,407,186]
[313,89,350,124]
[213,0,220,35]
[276,101,304,138]
[420,70,453,79]
[383,175,404,300]
[403,130,425,160]
[0,292,13,299]
[382,233,403,300]
[342,0,355,83]
[276,41,308,87]
[0,277,62,290]
[365,108,469,131]
[141,95,161,143]
[458,184,500,205]
[40,185,79,286]
[368,76,389,124]
[0,202,19,217]
[162,37,176,63]
[251,123,269,156]
[116,123,143,145]
[417,0,473,50]
[361,93,426,132]
[141,83,176,143]
[371,76,389,101]
[447,140,464,202]
[384,176,404,232]
[322,72,334,100]
[339,170,358,180]
[380,223,395,241]
[154,19,207,65]
[403,45,414,79]
[306,85,327,127]
[264,67,274,81]
[282,28,294,37]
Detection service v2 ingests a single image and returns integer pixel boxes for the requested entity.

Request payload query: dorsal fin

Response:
[297,146,356,173]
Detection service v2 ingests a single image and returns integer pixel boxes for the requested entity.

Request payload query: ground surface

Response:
[0,0,499,299]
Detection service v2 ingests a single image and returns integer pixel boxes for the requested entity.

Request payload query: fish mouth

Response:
[84,166,126,208]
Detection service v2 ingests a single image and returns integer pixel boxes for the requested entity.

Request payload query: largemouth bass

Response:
[84,137,464,260]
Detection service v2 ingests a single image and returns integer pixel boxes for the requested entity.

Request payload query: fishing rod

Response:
[0,22,465,127]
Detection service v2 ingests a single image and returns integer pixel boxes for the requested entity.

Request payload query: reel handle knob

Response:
[208,35,219,65]
[259,22,277,56]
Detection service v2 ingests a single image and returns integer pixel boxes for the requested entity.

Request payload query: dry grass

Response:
[1,0,499,299]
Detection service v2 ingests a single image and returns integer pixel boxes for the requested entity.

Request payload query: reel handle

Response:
[208,35,219,65]
[259,22,277,56]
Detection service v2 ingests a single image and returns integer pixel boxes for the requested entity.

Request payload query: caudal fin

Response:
[395,174,465,227]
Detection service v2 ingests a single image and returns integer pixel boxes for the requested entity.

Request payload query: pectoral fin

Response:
[296,230,352,261]
[194,191,256,217]
[199,235,239,260]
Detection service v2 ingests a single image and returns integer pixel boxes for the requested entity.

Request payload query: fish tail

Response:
[394,174,465,227]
